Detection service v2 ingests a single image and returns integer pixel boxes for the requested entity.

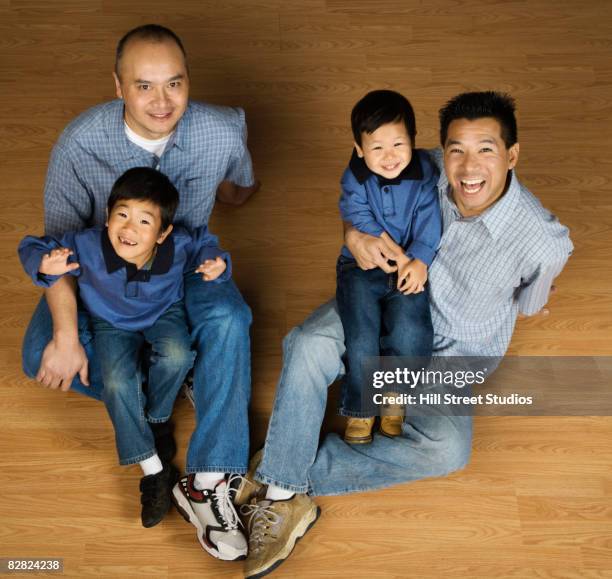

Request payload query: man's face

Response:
[355,121,413,180]
[114,39,189,140]
[444,117,519,217]
[106,198,172,268]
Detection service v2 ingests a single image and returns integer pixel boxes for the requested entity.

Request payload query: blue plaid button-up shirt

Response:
[426,149,573,353]
[44,99,255,237]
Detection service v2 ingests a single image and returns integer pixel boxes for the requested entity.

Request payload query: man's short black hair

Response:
[115,24,187,78]
[351,90,417,147]
[108,167,179,232]
[439,91,518,148]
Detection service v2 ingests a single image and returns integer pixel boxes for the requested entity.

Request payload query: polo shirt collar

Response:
[438,169,520,240]
[349,149,423,185]
[101,228,174,281]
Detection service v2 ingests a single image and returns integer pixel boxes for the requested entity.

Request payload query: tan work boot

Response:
[380,393,404,437]
[234,449,265,507]
[241,494,320,578]
[344,417,375,444]
[380,415,404,437]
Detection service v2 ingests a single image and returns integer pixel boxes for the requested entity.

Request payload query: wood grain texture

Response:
[1,0,611,577]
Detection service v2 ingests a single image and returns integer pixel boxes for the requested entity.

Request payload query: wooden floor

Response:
[1,1,611,577]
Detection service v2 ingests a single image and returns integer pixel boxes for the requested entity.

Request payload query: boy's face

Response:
[444,117,519,217]
[354,120,412,180]
[106,198,172,268]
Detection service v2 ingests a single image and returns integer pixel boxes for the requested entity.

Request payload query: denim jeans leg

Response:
[307,335,497,496]
[336,261,388,417]
[308,412,473,496]
[183,273,252,474]
[255,300,346,493]
[257,300,474,497]
[22,296,104,400]
[380,288,433,358]
[143,302,196,423]
[92,319,156,465]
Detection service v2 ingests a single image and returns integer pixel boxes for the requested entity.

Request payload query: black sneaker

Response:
[140,462,180,528]
[150,421,177,463]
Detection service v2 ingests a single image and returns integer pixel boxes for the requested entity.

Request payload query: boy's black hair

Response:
[351,90,417,147]
[107,167,179,232]
[115,24,187,78]
[439,91,518,148]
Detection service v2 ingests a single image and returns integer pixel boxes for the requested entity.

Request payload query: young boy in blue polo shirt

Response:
[337,90,442,444]
[18,167,232,529]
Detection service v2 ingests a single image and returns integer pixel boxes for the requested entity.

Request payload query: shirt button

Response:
[383,187,389,193]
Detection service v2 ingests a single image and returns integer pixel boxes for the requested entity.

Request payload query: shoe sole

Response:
[172,484,247,561]
[246,504,321,579]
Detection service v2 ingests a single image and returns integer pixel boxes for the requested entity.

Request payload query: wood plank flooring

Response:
[1,1,611,577]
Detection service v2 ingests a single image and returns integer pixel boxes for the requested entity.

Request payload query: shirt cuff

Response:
[197,248,232,283]
[407,241,436,267]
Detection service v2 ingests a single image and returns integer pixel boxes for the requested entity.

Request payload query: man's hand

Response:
[216,180,261,205]
[195,257,227,281]
[39,247,79,276]
[344,226,403,273]
[397,257,427,295]
[36,336,89,391]
[518,285,556,319]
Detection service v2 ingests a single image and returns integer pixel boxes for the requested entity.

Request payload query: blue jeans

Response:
[336,257,433,417]
[22,273,252,474]
[92,302,195,465]
[255,299,509,496]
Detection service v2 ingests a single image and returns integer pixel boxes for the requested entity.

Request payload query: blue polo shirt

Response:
[339,148,441,266]
[18,226,231,331]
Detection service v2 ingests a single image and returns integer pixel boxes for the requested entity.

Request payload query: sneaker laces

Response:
[213,477,243,531]
[240,502,281,553]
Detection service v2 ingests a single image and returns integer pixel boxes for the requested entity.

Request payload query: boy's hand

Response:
[39,247,79,276]
[397,257,427,295]
[195,257,227,281]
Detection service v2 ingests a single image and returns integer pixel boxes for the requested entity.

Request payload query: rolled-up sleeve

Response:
[518,218,573,316]
[186,226,232,283]
[223,107,255,188]
[18,232,81,288]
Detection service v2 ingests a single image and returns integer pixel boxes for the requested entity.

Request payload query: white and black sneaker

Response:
[172,474,247,561]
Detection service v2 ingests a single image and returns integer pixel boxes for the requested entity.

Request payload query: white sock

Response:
[194,471,225,490]
[265,484,295,501]
[140,454,163,477]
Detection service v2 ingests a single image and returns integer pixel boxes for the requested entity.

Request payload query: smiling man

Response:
[21,24,259,560]
[236,91,573,578]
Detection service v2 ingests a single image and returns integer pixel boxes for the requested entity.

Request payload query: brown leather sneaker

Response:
[241,494,320,578]
[344,417,375,444]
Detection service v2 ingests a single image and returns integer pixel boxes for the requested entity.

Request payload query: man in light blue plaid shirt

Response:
[237,92,573,578]
[21,25,259,559]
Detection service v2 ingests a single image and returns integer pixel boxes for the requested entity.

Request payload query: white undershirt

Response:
[124,122,173,158]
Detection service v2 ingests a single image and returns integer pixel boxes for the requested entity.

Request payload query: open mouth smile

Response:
[149,112,173,121]
[460,179,486,194]
[119,236,137,246]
